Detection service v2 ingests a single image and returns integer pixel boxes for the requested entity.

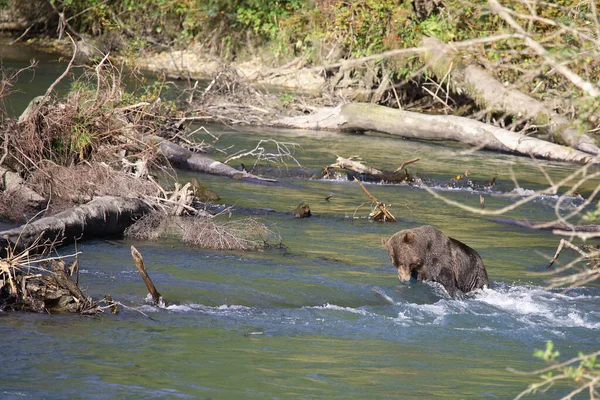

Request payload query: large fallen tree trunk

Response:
[420,36,600,156]
[274,103,600,165]
[143,134,276,183]
[0,196,153,253]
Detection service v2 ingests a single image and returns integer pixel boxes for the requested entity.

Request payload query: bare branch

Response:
[488,0,600,97]
[44,34,78,100]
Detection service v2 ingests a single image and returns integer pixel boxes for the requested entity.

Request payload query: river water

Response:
[1,43,599,399]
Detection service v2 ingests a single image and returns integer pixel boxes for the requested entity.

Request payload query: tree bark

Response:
[274,103,600,165]
[143,135,276,183]
[0,196,153,253]
[420,36,600,155]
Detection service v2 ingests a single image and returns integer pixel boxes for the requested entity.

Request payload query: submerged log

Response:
[0,196,153,253]
[275,103,600,165]
[143,134,276,183]
[420,37,600,156]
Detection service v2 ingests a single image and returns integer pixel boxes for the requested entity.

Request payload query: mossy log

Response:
[420,36,600,156]
[143,134,276,183]
[274,103,600,165]
[0,195,153,253]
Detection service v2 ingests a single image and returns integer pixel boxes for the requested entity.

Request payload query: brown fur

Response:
[383,225,488,296]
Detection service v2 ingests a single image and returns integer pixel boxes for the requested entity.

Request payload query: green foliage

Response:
[582,201,600,222]
[521,341,600,398]
[325,0,399,57]
[279,91,296,107]
[533,340,560,362]
[70,122,93,161]
[41,0,600,118]
[237,0,303,40]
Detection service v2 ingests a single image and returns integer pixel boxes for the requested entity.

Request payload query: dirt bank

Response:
[134,44,326,94]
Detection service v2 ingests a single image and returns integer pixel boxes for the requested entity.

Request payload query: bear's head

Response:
[383,231,421,282]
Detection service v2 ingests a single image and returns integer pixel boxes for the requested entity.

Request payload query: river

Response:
[1,42,599,399]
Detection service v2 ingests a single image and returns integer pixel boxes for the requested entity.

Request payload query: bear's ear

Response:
[403,231,414,243]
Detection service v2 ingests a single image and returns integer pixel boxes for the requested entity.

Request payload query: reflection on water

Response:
[1,46,599,400]
[0,43,68,116]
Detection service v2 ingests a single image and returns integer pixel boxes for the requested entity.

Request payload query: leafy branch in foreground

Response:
[511,341,600,400]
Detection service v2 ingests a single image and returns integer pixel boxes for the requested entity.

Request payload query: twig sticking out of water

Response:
[394,157,420,173]
[131,246,165,307]
[353,177,396,222]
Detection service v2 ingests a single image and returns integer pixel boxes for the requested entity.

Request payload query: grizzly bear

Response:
[383,225,488,296]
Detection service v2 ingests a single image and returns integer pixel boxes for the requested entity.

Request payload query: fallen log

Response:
[328,156,416,184]
[274,103,600,165]
[0,196,153,253]
[420,36,600,155]
[143,134,276,183]
[331,156,383,176]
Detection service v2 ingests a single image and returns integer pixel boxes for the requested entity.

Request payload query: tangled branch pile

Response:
[0,58,178,221]
[0,242,100,314]
[125,211,282,251]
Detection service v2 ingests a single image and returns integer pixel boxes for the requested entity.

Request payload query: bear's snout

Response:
[397,267,411,282]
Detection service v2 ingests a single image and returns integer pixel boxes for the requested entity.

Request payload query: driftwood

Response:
[0,253,100,314]
[0,196,153,253]
[143,134,277,183]
[331,156,383,176]
[131,245,165,306]
[328,156,415,183]
[394,157,420,173]
[420,36,600,155]
[275,103,600,165]
[354,177,396,222]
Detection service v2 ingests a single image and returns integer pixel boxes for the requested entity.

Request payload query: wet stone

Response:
[292,202,311,218]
